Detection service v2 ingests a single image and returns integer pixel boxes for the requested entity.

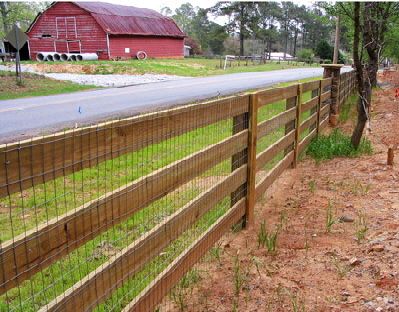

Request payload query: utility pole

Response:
[333,15,340,64]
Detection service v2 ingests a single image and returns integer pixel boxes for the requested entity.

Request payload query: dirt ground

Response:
[164,70,399,312]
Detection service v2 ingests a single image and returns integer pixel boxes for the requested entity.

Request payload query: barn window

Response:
[41,34,52,38]
[125,48,130,53]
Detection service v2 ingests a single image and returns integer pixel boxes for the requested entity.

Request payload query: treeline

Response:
[1,1,351,63]
[163,2,351,62]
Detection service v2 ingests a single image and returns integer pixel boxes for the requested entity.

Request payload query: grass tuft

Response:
[307,129,372,162]
[258,221,280,253]
[325,200,336,233]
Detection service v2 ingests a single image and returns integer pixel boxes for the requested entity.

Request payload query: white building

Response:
[269,52,295,60]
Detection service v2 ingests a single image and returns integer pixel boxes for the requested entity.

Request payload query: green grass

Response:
[307,129,372,162]
[18,58,318,77]
[0,76,320,311]
[339,94,357,122]
[0,71,96,100]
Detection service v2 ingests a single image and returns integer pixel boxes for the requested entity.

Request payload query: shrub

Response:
[297,48,314,63]
[307,129,372,161]
[316,40,346,64]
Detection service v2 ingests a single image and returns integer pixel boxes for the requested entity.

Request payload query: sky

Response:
[115,0,219,12]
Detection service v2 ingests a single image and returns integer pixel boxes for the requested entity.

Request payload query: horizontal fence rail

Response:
[0,69,357,312]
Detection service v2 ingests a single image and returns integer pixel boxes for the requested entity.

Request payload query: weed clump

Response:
[307,129,372,162]
[258,221,279,253]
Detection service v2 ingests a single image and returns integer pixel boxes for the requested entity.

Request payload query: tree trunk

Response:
[284,26,288,60]
[351,84,371,147]
[351,2,370,148]
[239,4,244,56]
[267,39,272,59]
[293,29,298,56]
[367,54,379,87]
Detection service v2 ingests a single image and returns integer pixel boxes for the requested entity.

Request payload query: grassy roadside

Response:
[0,76,318,311]
[0,59,320,100]
[0,71,97,100]
[18,58,318,77]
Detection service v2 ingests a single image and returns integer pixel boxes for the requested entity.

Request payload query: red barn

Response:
[27,1,185,60]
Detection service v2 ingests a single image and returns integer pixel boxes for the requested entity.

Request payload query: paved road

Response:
[0,67,349,143]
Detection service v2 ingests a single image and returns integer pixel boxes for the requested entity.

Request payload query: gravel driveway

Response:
[0,64,186,87]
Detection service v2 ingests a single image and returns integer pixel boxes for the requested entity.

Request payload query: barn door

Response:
[56,17,67,39]
[55,40,68,53]
[66,17,77,39]
[67,41,81,53]
[56,17,77,39]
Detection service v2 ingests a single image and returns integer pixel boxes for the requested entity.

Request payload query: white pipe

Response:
[77,53,98,61]
[53,53,61,61]
[60,53,76,61]
[36,52,54,62]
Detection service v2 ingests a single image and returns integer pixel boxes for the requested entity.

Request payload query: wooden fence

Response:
[339,70,357,106]
[0,69,356,311]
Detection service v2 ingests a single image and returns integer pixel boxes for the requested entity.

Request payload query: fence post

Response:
[245,94,258,228]
[316,80,322,137]
[293,84,302,168]
[231,98,249,225]
[321,64,343,127]
[284,94,297,167]
[309,88,318,132]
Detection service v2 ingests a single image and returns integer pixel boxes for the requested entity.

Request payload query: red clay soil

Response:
[163,71,399,312]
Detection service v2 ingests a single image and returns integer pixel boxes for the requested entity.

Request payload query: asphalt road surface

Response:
[0,67,349,143]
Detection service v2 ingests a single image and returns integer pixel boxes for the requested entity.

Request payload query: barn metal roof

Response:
[74,2,185,37]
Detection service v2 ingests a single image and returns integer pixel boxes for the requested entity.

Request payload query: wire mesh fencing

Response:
[0,70,357,312]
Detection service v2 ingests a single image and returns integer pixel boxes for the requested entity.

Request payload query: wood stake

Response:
[245,94,258,228]
[388,147,394,166]
[293,84,302,168]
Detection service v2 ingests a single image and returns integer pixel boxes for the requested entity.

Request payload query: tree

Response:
[207,23,228,55]
[363,3,399,87]
[257,2,281,58]
[211,2,258,56]
[315,40,332,60]
[351,2,370,148]
[173,3,196,34]
[0,2,48,37]
[337,2,399,147]
[384,24,399,62]
[279,2,295,59]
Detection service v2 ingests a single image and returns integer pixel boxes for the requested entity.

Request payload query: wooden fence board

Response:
[0,130,248,294]
[320,102,330,118]
[255,151,294,201]
[257,107,296,140]
[256,131,295,172]
[302,80,320,93]
[256,85,298,108]
[319,115,329,130]
[298,129,317,155]
[299,113,317,134]
[301,97,318,113]
[39,166,247,311]
[320,90,332,103]
[121,198,246,312]
[321,77,333,88]
[0,96,249,198]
